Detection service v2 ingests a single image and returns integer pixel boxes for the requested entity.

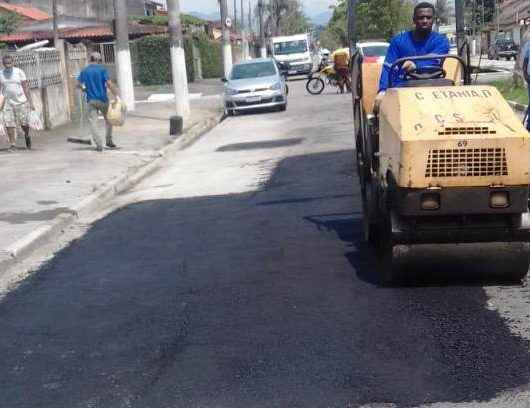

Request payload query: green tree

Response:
[129,14,206,28]
[435,0,450,25]
[263,0,311,36]
[465,0,496,27]
[0,12,21,35]
[319,0,414,49]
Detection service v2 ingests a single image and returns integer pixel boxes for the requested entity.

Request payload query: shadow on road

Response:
[1,150,530,408]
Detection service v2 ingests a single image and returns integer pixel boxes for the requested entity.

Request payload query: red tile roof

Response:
[0,24,167,43]
[0,2,49,21]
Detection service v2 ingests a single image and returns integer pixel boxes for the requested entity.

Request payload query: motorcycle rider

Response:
[331,47,351,93]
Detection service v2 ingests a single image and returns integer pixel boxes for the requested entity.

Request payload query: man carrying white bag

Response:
[77,52,123,152]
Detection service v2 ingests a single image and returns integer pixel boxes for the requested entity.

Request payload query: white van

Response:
[270,33,313,77]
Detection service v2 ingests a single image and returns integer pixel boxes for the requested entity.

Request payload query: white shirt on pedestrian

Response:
[0,67,28,105]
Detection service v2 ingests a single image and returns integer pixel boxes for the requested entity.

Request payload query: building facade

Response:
[7,0,152,21]
[498,0,530,44]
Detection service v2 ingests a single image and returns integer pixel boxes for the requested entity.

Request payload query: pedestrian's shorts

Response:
[4,102,30,128]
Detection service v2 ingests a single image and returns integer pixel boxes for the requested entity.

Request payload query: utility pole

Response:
[248,0,252,33]
[167,0,190,118]
[258,0,266,57]
[496,0,500,33]
[455,0,466,59]
[52,0,59,45]
[347,0,357,55]
[114,0,135,110]
[241,0,248,60]
[471,0,477,55]
[234,0,237,32]
[220,0,233,78]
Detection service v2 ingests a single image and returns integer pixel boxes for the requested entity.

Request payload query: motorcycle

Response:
[306,63,350,95]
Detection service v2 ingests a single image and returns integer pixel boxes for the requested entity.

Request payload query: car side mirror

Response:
[221,78,227,83]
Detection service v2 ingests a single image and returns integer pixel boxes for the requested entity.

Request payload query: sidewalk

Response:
[0,86,223,272]
[469,55,515,72]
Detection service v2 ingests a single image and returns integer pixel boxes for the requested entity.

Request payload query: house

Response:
[6,0,159,21]
[144,0,166,16]
[0,2,49,24]
[0,22,167,45]
[497,0,530,45]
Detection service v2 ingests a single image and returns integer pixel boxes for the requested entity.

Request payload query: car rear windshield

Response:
[231,62,277,80]
[361,45,388,57]
[273,40,308,55]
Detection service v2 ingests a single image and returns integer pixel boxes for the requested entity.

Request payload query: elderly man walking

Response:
[78,52,120,152]
[0,54,35,151]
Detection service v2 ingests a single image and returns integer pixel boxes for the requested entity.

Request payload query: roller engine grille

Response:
[425,148,508,178]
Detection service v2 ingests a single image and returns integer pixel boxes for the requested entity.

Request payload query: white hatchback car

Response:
[223,58,288,116]
[358,41,390,63]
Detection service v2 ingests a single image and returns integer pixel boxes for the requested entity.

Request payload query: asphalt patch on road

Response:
[1,150,530,407]
[216,138,303,152]
[0,207,75,224]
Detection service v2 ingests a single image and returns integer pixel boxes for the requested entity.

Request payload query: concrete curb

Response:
[0,112,223,273]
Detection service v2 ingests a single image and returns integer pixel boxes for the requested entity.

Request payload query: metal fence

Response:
[1,49,63,89]
[66,43,87,78]
[94,42,116,64]
[66,43,88,123]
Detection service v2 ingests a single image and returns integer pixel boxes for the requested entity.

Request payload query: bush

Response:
[130,14,206,28]
[492,79,528,105]
[133,33,223,85]
[134,35,194,85]
[195,33,223,79]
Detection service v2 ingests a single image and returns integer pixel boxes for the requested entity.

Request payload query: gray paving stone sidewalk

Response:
[0,91,223,267]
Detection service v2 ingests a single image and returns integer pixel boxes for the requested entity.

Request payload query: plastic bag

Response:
[106,98,127,127]
[0,112,6,139]
[28,110,44,130]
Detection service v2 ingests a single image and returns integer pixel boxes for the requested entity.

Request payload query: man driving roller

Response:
[375,2,449,107]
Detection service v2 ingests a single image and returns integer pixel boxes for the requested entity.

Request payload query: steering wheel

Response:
[405,64,446,80]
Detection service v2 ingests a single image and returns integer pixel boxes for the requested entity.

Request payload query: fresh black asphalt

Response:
[4,76,530,407]
[2,145,530,407]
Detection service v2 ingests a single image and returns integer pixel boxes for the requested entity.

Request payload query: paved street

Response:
[2,81,530,408]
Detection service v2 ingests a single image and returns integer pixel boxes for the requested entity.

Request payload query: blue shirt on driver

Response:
[78,64,110,103]
[379,30,450,92]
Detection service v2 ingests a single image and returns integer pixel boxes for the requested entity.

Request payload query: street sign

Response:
[225,17,232,28]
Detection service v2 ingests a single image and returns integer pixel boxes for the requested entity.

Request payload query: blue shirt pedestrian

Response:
[379,30,450,92]
[78,64,110,103]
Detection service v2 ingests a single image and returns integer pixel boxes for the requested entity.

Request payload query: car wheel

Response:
[279,102,287,112]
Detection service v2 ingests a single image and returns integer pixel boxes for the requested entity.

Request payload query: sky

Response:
[164,0,338,18]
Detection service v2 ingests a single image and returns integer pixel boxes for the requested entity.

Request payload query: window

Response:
[231,62,277,80]
[273,40,308,55]
[360,45,389,57]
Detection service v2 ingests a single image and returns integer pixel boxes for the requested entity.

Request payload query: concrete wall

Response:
[29,88,44,128]
[42,84,70,129]
[9,0,147,21]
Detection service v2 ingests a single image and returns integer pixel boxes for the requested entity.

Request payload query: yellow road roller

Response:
[351,53,530,284]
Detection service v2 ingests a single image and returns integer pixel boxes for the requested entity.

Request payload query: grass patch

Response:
[492,79,528,105]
